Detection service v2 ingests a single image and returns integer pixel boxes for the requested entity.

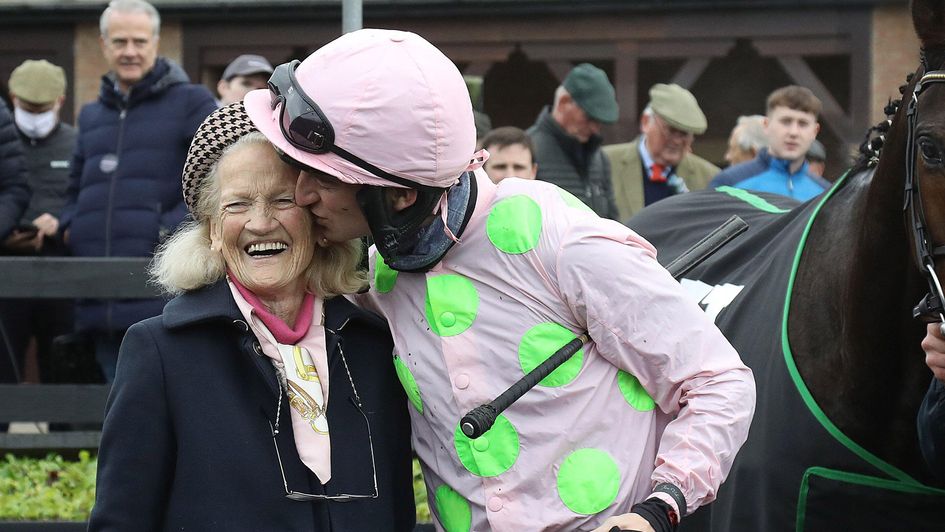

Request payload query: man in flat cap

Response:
[603,83,718,223]
[527,63,620,219]
[7,59,76,253]
[710,85,828,201]
[216,54,273,106]
[0,59,77,385]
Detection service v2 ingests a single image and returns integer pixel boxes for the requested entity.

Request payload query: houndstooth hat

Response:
[181,101,258,214]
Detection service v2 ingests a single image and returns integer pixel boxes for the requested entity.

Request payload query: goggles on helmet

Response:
[268,60,421,189]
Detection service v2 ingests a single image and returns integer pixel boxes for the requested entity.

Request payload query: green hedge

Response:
[0,452,431,523]
[0,452,97,521]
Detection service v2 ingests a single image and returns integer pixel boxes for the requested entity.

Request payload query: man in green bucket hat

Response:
[527,63,620,219]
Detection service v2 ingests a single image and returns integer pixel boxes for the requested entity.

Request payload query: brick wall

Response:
[871,5,920,124]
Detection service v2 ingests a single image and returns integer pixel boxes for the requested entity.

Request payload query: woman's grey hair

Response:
[733,115,767,152]
[100,0,161,37]
[150,132,366,297]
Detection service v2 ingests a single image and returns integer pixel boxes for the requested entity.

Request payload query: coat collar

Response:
[99,57,189,109]
[162,279,387,335]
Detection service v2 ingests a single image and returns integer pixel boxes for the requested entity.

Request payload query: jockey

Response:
[245,28,756,532]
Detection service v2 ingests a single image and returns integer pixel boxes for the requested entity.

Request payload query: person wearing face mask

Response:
[7,59,76,254]
[0,59,77,385]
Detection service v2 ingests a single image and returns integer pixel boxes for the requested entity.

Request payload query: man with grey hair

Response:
[60,0,216,381]
[724,115,767,167]
[527,63,620,219]
[603,83,718,222]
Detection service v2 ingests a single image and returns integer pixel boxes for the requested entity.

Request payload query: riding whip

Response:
[460,215,749,439]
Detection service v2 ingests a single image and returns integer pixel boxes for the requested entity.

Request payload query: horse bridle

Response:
[904,59,945,325]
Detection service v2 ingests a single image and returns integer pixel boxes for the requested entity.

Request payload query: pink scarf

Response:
[227,276,333,483]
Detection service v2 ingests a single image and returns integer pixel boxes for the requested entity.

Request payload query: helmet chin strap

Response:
[356,172,475,274]
[356,184,445,272]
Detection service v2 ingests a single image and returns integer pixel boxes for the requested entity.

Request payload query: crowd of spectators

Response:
[0,0,839,397]
[2,3,943,528]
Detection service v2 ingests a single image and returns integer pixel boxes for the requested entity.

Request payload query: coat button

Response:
[253,341,263,356]
[473,436,489,452]
[440,311,456,327]
[233,319,249,332]
[454,374,470,389]
[487,496,503,512]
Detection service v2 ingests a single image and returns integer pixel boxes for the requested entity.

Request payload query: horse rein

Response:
[904,61,945,327]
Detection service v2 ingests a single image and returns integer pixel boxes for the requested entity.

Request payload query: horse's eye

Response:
[919,139,943,166]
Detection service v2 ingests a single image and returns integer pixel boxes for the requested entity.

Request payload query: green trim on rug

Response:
[795,466,945,532]
[780,169,945,493]
[715,186,791,213]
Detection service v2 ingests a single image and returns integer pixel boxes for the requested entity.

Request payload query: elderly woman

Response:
[88,103,415,531]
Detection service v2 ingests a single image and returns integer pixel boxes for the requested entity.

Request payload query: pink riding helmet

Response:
[244,29,481,190]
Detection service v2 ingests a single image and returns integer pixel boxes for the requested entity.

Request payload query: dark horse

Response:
[628,1,945,530]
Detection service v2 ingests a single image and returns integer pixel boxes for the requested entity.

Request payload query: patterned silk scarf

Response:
[227,278,333,483]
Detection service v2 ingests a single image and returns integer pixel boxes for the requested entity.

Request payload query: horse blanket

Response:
[627,184,945,532]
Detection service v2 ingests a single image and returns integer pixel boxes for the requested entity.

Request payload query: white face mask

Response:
[14,106,58,139]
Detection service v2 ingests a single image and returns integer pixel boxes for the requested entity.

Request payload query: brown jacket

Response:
[603,137,719,222]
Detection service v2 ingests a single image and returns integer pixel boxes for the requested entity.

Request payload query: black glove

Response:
[629,497,678,532]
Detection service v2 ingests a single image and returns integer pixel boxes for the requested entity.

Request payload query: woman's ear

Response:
[209,218,223,252]
[386,187,419,213]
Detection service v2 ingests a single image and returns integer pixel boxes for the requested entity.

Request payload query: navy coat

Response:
[61,58,217,332]
[918,378,945,481]
[89,281,416,531]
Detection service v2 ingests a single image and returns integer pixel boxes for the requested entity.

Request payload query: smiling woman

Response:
[87,103,416,531]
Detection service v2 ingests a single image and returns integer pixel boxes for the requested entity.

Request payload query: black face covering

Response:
[356,172,476,273]
[356,184,442,263]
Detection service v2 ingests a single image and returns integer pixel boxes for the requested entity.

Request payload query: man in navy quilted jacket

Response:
[60,0,216,381]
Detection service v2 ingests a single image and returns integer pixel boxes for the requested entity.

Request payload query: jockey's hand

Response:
[591,513,654,532]
[922,322,945,383]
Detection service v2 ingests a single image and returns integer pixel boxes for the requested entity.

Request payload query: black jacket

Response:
[526,106,618,219]
[17,122,76,225]
[0,100,31,240]
[89,281,416,531]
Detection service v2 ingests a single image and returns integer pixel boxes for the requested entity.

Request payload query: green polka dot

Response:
[558,188,595,213]
[617,370,656,411]
[374,254,398,293]
[486,195,542,254]
[518,323,584,387]
[435,484,471,532]
[556,448,620,515]
[393,354,423,413]
[454,414,520,477]
[425,275,478,337]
